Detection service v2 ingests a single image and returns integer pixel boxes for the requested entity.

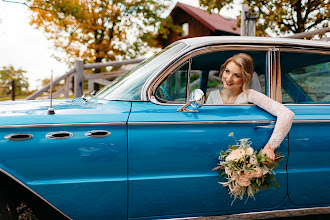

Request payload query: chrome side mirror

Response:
[177,89,205,112]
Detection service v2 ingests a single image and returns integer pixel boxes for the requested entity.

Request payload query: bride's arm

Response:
[247,89,295,160]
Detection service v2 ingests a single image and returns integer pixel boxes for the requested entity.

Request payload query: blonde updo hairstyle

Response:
[220,53,254,91]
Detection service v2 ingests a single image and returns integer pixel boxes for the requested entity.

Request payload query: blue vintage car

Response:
[0,37,329,219]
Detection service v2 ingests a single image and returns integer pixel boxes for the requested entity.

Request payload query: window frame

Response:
[149,44,274,106]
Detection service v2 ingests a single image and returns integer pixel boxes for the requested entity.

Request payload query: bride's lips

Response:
[225,81,233,86]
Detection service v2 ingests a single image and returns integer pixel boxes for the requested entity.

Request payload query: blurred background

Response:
[0,0,328,101]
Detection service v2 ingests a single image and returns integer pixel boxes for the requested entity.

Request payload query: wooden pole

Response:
[25,59,142,100]
[11,80,15,101]
[241,4,256,36]
[74,60,84,98]
[241,4,247,36]
[26,69,75,100]
[63,76,70,98]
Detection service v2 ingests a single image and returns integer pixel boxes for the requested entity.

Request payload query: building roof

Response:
[172,2,240,35]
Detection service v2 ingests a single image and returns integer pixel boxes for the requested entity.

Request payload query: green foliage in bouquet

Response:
[213,132,284,204]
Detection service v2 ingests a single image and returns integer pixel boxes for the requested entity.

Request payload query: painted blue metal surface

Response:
[0,99,130,124]
[128,102,288,218]
[0,99,131,219]
[286,105,330,206]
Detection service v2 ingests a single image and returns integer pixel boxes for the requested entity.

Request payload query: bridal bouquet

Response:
[213,132,283,203]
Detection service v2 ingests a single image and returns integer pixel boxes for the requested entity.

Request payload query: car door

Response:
[128,48,288,219]
[280,50,330,206]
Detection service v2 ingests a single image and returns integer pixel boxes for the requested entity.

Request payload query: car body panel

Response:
[128,102,288,218]
[286,105,330,206]
[0,100,131,219]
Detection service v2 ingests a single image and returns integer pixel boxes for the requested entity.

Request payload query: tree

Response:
[27,0,173,64]
[199,0,330,38]
[0,65,29,96]
[41,77,63,93]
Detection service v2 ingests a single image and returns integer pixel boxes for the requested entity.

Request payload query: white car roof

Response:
[181,36,330,49]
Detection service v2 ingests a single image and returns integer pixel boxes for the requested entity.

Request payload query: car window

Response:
[206,51,267,98]
[156,62,189,103]
[281,52,330,104]
[96,41,187,101]
[155,50,267,104]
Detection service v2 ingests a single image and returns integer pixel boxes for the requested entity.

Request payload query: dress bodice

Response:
[206,89,247,104]
[206,89,295,149]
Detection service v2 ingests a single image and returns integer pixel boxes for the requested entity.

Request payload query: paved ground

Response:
[198,206,330,220]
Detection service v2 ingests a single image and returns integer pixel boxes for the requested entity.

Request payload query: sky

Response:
[0,0,241,90]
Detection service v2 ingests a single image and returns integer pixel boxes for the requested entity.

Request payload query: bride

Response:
[206,53,295,160]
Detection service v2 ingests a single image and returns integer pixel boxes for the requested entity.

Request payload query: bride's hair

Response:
[220,53,254,91]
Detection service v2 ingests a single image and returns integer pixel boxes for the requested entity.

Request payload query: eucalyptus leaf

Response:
[269,162,279,169]
[229,145,238,150]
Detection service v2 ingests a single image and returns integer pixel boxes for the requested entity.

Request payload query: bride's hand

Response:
[262,143,275,161]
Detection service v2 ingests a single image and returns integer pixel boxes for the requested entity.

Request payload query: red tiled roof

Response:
[173,2,240,35]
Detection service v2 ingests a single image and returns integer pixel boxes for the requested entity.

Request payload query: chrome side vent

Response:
[46,131,73,139]
[85,130,111,138]
[5,133,33,141]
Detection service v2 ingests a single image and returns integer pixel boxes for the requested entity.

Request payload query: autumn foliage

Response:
[199,0,330,38]
[28,0,172,63]
[0,65,29,96]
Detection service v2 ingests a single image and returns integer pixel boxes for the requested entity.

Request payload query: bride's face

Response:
[222,61,244,92]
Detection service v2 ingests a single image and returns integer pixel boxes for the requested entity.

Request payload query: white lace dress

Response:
[206,89,295,149]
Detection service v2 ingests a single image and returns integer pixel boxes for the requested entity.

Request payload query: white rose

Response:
[237,176,251,187]
[246,147,254,155]
[227,149,246,161]
[249,156,258,165]
[225,155,232,161]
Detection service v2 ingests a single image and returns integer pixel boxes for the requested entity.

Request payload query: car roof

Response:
[181,36,330,49]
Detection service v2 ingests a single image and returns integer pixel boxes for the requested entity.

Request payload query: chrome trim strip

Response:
[128,120,275,125]
[194,206,330,220]
[284,104,330,106]
[0,122,125,129]
[293,120,330,123]
[0,168,72,220]
[267,49,272,96]
[256,125,275,128]
[2,120,328,129]
[186,58,192,102]
[128,120,330,125]
[182,39,191,47]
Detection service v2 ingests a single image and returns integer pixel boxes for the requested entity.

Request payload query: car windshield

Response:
[95,41,188,101]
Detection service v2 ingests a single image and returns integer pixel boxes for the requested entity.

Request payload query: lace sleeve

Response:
[247,89,295,149]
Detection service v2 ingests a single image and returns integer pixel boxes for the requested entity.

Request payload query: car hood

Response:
[0,99,131,125]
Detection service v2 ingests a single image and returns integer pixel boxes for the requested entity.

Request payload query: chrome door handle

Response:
[85,130,111,138]
[256,125,275,129]
[5,133,33,141]
[46,131,73,139]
